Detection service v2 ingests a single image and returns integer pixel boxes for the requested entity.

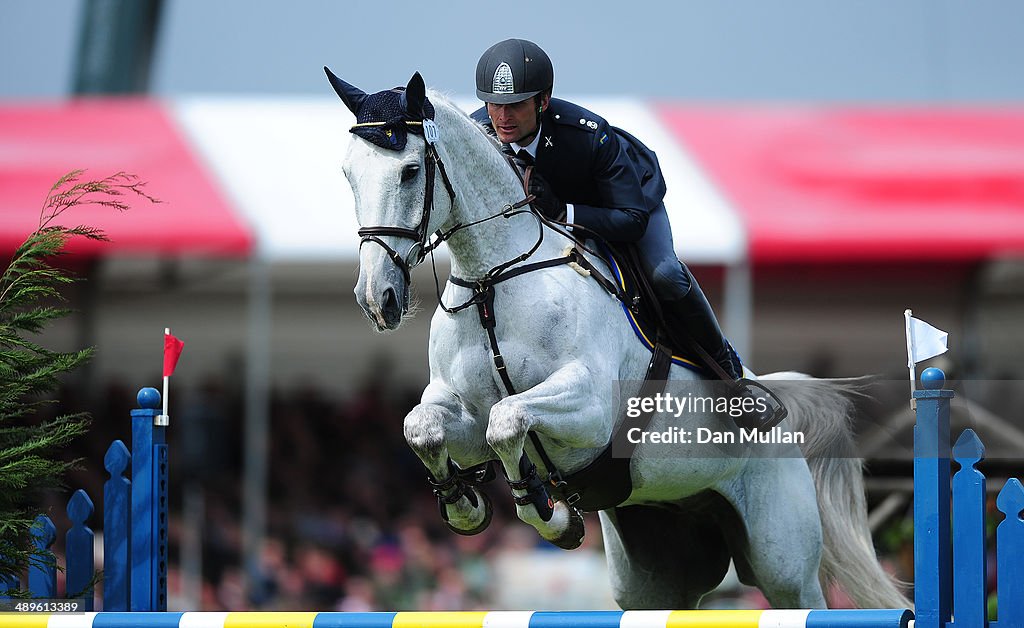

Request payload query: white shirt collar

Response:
[512,130,542,159]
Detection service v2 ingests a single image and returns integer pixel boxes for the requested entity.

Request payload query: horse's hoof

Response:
[547,503,585,550]
[445,488,493,536]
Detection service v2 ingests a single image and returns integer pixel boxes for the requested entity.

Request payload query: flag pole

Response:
[160,329,184,428]
[905,310,917,410]
[162,328,171,424]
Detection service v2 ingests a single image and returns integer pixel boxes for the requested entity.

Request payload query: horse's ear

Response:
[324,66,366,115]
[405,72,426,120]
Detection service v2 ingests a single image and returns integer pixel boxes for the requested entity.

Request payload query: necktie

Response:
[516,149,535,166]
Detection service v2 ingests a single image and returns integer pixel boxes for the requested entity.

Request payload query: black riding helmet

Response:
[475,38,553,104]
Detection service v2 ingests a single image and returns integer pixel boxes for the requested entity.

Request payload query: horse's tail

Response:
[759,372,911,610]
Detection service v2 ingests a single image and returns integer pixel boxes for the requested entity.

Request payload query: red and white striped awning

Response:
[655,105,1024,264]
[3,98,1024,266]
[0,99,251,258]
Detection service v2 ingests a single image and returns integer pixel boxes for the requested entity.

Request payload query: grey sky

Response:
[2,0,1024,101]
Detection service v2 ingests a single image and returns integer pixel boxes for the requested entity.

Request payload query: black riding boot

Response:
[661,273,741,378]
[661,275,787,431]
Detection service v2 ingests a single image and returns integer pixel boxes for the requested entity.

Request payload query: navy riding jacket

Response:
[471,98,667,242]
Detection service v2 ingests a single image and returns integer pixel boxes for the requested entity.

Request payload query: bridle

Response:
[353,118,457,287]
[350,116,537,312]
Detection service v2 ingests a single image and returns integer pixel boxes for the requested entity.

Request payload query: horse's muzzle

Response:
[378,286,404,328]
[355,271,408,331]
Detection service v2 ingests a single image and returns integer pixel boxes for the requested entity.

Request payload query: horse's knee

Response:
[486,401,529,456]
[403,404,447,458]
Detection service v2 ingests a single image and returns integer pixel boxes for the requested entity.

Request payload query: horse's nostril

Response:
[382,287,400,317]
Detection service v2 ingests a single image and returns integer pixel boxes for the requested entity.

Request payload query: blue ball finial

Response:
[921,367,946,390]
[137,387,162,409]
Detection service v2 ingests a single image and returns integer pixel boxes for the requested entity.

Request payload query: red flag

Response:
[163,333,184,377]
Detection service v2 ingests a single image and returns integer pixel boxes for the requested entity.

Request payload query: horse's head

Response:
[326,68,456,331]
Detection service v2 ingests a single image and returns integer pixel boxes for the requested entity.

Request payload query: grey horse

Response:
[327,70,907,611]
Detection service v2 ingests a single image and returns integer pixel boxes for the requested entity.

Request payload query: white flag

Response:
[905,311,948,367]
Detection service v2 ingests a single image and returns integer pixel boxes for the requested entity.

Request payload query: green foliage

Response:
[0,170,157,592]
[877,513,914,555]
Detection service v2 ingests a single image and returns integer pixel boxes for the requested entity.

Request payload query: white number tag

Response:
[422,118,440,144]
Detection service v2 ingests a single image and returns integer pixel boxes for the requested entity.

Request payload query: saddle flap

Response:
[555,342,672,512]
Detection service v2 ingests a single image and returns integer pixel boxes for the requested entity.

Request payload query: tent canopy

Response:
[172,96,745,264]
[656,105,1024,264]
[0,99,251,258]
[3,98,1024,266]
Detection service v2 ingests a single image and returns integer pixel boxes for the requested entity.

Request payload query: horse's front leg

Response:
[486,361,610,549]
[404,381,493,535]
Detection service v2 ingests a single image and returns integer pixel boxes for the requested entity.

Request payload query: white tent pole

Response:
[723,259,753,367]
[242,252,272,602]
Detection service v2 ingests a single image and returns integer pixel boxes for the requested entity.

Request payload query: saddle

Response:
[595,242,711,375]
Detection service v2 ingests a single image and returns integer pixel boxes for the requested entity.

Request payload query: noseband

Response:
[354,119,456,287]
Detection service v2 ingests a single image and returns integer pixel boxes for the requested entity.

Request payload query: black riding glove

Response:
[528,170,567,222]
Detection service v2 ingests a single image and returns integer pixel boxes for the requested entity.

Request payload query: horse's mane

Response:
[419,88,560,276]
[425,89,498,144]
[424,89,512,176]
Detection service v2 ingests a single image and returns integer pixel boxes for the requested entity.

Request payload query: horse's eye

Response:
[401,164,420,182]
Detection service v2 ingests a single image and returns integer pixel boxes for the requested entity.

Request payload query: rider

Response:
[472,38,784,430]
